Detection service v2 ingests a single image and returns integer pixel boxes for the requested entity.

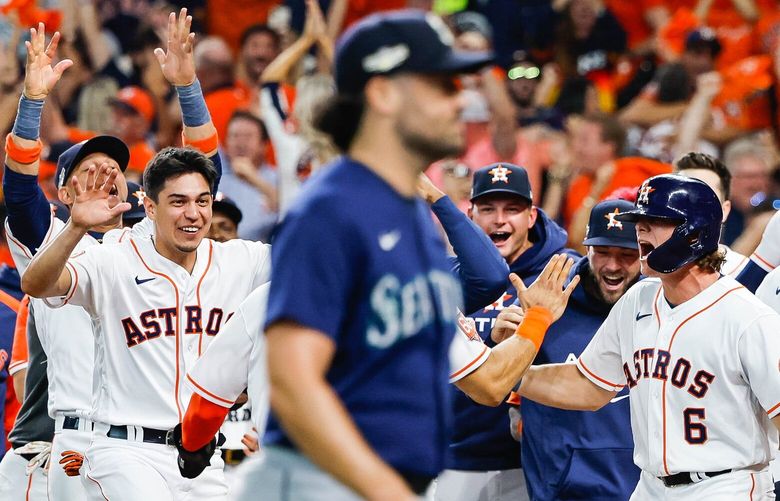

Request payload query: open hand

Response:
[511,254,579,322]
[23,23,72,100]
[69,164,131,230]
[153,8,196,86]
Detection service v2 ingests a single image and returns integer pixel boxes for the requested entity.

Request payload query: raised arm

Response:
[4,23,72,253]
[420,174,509,313]
[154,8,222,187]
[21,164,129,298]
[456,256,579,405]
[518,362,615,411]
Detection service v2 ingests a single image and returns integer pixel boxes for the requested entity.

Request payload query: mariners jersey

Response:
[60,235,271,430]
[7,215,99,419]
[578,275,780,476]
[188,296,487,445]
[265,157,463,479]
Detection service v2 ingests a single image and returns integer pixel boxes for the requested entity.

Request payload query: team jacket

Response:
[0,265,22,457]
[521,257,639,500]
[433,203,580,471]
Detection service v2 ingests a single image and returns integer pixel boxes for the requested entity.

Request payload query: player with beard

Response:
[494,199,642,500]
[429,162,578,501]
[261,10,499,501]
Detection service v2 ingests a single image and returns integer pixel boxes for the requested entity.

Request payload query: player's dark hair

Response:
[695,248,726,273]
[227,110,268,141]
[143,147,217,202]
[313,93,365,152]
[239,24,280,50]
[675,152,731,200]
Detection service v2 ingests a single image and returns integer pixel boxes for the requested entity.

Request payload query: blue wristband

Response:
[12,95,44,141]
[176,79,211,128]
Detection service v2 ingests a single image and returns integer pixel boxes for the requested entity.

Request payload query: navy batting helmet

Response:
[615,174,722,273]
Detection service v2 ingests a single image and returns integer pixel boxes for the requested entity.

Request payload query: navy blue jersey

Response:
[0,265,23,458]
[264,157,463,478]
[436,205,579,471]
[522,257,639,500]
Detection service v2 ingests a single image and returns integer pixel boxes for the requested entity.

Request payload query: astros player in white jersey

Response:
[20,147,271,500]
[517,174,780,499]
[673,152,748,276]
[3,12,225,499]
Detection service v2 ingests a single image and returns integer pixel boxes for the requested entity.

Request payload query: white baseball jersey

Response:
[577,276,780,477]
[59,235,271,430]
[449,309,491,383]
[187,283,270,436]
[6,214,96,418]
[721,245,748,277]
[756,267,780,313]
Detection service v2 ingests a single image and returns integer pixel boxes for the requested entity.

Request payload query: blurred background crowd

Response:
[2,0,780,448]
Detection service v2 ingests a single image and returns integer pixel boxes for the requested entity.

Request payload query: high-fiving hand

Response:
[153,8,196,86]
[23,22,72,100]
[69,164,131,231]
[511,254,579,322]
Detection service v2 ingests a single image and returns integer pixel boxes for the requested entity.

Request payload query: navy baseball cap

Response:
[55,136,130,189]
[685,27,721,57]
[583,199,638,250]
[334,9,494,95]
[124,182,147,222]
[213,192,243,226]
[470,163,533,203]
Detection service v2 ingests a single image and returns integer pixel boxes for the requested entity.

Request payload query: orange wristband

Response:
[5,133,42,164]
[182,132,218,155]
[514,306,554,351]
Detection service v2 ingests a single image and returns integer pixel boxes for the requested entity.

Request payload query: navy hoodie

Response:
[0,265,22,459]
[521,257,639,500]
[431,201,579,471]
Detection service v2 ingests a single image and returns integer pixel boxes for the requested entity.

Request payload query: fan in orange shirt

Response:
[711,54,774,132]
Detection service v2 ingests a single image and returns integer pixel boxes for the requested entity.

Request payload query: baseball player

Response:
[518,174,780,499]
[516,199,641,500]
[427,163,579,501]
[260,10,497,500]
[3,12,223,499]
[673,152,747,276]
[21,146,271,500]
[174,251,576,501]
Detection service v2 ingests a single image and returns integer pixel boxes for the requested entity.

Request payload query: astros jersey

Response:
[449,310,490,384]
[578,276,780,476]
[60,235,271,430]
[187,283,270,436]
[6,215,98,418]
[264,157,463,479]
[721,245,748,277]
[755,267,780,313]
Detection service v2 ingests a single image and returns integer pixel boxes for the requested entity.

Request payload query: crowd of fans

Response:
[1,0,780,456]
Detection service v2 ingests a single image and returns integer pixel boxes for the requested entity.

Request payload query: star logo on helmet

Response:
[133,189,146,206]
[605,208,623,230]
[489,165,511,184]
[637,184,655,204]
